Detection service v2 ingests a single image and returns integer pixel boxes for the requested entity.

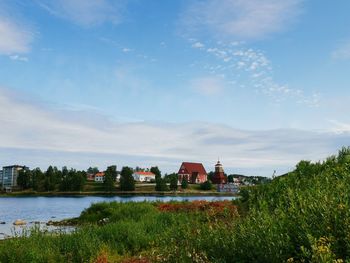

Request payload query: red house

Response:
[177,162,207,184]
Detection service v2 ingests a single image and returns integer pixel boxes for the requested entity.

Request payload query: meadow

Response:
[1,148,350,262]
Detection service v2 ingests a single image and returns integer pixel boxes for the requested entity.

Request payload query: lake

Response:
[0,195,236,239]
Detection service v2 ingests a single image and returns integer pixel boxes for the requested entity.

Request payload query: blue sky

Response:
[0,0,350,175]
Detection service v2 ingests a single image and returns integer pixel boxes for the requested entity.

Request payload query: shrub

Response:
[200,180,212,191]
[181,178,188,189]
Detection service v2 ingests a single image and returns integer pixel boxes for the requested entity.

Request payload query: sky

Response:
[0,0,350,176]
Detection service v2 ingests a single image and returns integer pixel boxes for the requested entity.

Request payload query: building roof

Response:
[133,171,155,176]
[3,165,26,169]
[95,172,105,177]
[178,162,207,175]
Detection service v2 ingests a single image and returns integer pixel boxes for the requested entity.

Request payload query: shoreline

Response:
[0,191,238,197]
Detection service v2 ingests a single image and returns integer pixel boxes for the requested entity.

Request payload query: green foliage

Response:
[155,177,168,191]
[103,172,115,192]
[44,166,59,191]
[103,165,117,192]
[200,180,213,190]
[151,166,161,180]
[227,174,234,183]
[18,166,88,192]
[120,166,135,191]
[17,169,32,189]
[59,168,86,191]
[169,174,178,191]
[181,178,188,189]
[87,166,99,174]
[31,168,45,191]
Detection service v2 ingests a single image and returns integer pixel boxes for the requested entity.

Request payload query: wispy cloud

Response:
[0,87,347,175]
[9,54,29,62]
[122,48,132,53]
[332,39,350,60]
[180,0,303,40]
[190,40,320,107]
[0,14,33,55]
[36,0,127,27]
[191,76,225,95]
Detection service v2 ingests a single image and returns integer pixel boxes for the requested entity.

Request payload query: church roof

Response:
[178,162,207,175]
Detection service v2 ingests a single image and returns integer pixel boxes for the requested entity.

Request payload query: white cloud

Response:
[122,48,132,53]
[0,15,33,55]
[180,0,303,40]
[9,54,29,62]
[332,39,350,60]
[0,87,348,175]
[191,76,225,95]
[36,0,126,27]
[328,120,350,134]
[192,42,205,49]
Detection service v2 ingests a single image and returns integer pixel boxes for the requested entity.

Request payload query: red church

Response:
[211,160,227,184]
[177,162,207,184]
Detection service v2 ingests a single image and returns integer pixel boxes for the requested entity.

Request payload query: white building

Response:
[94,172,105,183]
[132,171,156,182]
[1,165,27,190]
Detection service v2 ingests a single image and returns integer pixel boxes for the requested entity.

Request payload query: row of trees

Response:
[17,166,86,192]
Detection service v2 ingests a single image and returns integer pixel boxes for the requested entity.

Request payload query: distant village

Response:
[0,161,271,193]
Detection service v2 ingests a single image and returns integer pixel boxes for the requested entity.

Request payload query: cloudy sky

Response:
[0,0,349,175]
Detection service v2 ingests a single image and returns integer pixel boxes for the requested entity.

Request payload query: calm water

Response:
[0,195,235,238]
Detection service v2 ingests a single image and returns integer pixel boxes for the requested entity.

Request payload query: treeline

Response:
[17,166,86,192]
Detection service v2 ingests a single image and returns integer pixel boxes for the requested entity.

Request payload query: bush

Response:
[155,178,168,191]
[181,178,188,189]
[200,180,212,191]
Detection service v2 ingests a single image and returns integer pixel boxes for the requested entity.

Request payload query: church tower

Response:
[211,160,227,184]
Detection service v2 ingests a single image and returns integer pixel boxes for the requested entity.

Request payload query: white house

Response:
[95,172,105,182]
[132,171,156,182]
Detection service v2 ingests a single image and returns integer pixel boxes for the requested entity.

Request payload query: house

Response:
[132,171,155,182]
[94,172,105,182]
[1,165,28,190]
[177,162,207,184]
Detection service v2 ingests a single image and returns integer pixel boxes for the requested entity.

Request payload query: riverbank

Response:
[0,190,238,197]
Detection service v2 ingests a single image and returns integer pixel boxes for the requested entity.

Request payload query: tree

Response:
[151,166,161,180]
[17,169,31,190]
[45,166,56,191]
[155,177,168,191]
[200,180,213,191]
[32,168,45,191]
[120,167,135,191]
[207,171,215,182]
[106,165,117,181]
[227,175,234,183]
[104,170,115,192]
[181,178,188,189]
[169,174,178,191]
[72,171,86,191]
[59,166,70,191]
[87,167,99,174]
